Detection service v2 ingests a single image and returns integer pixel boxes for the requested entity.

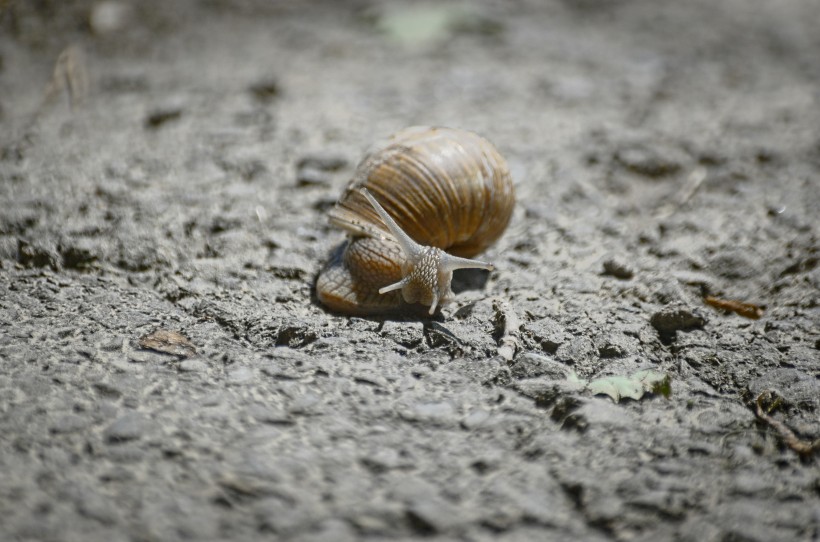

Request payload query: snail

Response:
[316,126,515,316]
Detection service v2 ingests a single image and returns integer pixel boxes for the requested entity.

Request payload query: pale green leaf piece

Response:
[586,370,671,403]
[376,3,495,47]
[378,4,456,45]
[632,369,672,398]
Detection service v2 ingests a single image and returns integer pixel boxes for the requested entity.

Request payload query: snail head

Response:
[359,188,494,315]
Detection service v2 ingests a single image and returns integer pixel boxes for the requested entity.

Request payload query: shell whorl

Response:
[328,126,514,257]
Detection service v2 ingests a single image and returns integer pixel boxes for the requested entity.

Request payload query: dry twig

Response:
[492,298,521,361]
[704,295,764,320]
[755,391,820,459]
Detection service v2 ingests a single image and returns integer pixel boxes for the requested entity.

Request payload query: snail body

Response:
[316,126,515,316]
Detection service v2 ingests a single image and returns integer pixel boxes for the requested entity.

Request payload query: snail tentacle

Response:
[378,278,408,294]
[360,188,423,259]
[361,188,494,315]
[440,254,494,273]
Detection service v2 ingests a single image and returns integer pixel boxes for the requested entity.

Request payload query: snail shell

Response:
[316,126,515,316]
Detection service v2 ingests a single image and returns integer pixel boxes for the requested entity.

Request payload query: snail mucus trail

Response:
[316,126,515,316]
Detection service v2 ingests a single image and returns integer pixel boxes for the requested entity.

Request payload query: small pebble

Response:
[405,401,456,424]
[104,412,147,443]
[615,143,686,178]
[288,392,321,415]
[296,152,348,172]
[227,367,254,384]
[89,1,131,35]
[248,78,280,103]
[49,413,90,434]
[145,107,182,129]
[406,497,461,534]
[521,317,567,354]
[179,358,208,372]
[510,352,568,380]
[602,258,634,279]
[461,408,490,429]
[650,303,706,334]
[296,167,331,187]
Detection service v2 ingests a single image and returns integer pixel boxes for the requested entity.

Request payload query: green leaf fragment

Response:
[586,370,671,403]
[378,5,458,45]
[632,369,672,399]
[375,3,498,46]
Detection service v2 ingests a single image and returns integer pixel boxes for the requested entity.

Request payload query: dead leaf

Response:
[704,295,763,320]
[138,329,196,358]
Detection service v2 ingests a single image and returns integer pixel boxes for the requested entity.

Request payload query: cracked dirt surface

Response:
[1,1,818,541]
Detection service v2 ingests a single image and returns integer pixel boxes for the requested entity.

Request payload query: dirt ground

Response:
[1,0,818,540]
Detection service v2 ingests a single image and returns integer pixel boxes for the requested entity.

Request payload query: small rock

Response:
[510,352,568,380]
[144,107,182,129]
[75,487,118,525]
[17,238,60,270]
[296,167,331,187]
[650,303,706,334]
[248,78,280,103]
[49,413,90,434]
[99,466,135,483]
[402,401,457,425]
[461,408,490,430]
[92,381,124,398]
[595,334,633,358]
[0,235,17,260]
[126,351,159,364]
[444,357,508,385]
[248,404,294,425]
[672,270,715,291]
[568,398,636,431]
[380,320,424,348]
[556,336,596,365]
[299,519,358,542]
[179,358,207,372]
[275,322,318,347]
[522,317,567,353]
[406,497,461,535]
[89,1,131,35]
[104,412,147,443]
[615,142,687,178]
[360,448,412,473]
[288,391,321,415]
[352,373,388,388]
[59,237,100,269]
[514,378,584,409]
[707,248,763,280]
[227,366,254,384]
[103,443,147,462]
[602,258,634,279]
[296,152,348,172]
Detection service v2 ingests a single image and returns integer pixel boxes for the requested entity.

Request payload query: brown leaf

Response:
[704,295,764,320]
[138,329,196,357]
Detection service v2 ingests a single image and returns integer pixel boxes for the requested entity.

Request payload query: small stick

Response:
[40,45,89,113]
[755,392,820,458]
[493,298,521,361]
[654,167,707,219]
[704,295,764,320]
[676,166,707,207]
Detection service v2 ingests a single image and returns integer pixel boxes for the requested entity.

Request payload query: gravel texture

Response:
[1,1,819,541]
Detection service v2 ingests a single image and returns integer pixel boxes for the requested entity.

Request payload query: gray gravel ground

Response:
[1,1,819,541]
